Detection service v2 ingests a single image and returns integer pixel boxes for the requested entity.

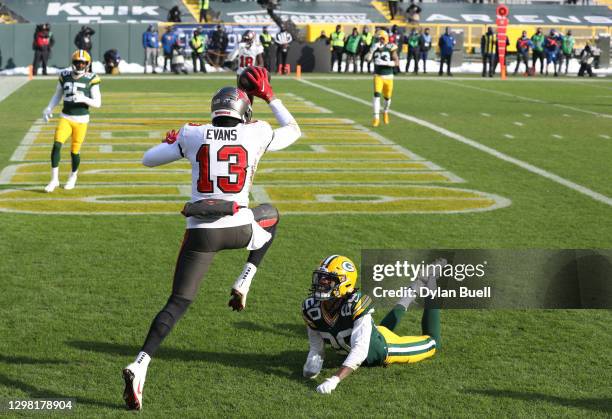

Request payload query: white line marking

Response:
[552,134,563,139]
[563,114,571,117]
[440,80,612,119]
[513,121,524,127]
[177,185,191,196]
[440,112,449,117]
[99,145,113,152]
[523,113,531,118]
[0,77,29,102]
[311,145,327,152]
[251,185,271,203]
[0,165,18,184]
[100,132,112,139]
[599,134,610,139]
[10,120,44,161]
[480,113,491,117]
[10,146,30,162]
[299,78,612,207]
[504,134,514,139]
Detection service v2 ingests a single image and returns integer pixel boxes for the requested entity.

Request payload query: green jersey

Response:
[562,36,574,55]
[59,70,100,117]
[371,42,397,76]
[302,291,387,366]
[345,35,360,54]
[531,33,545,52]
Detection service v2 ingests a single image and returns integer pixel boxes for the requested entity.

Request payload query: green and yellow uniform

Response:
[302,291,437,366]
[371,42,397,98]
[55,70,100,153]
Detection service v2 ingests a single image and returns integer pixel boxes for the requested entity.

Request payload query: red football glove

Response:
[163,129,179,144]
[245,67,275,103]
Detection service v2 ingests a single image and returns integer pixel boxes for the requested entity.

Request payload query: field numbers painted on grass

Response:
[0,92,509,214]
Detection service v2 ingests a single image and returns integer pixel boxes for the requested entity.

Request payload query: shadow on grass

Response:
[466,388,611,414]
[0,372,120,410]
[232,321,305,338]
[67,340,310,386]
[0,354,68,365]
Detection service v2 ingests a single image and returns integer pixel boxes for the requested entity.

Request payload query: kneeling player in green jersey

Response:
[302,255,441,394]
[42,49,101,192]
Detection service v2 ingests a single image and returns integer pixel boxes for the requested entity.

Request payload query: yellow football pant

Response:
[373,75,394,99]
[54,117,88,154]
[377,326,436,365]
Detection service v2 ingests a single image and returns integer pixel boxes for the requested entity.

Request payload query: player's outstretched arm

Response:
[142,129,183,167]
[303,327,325,379]
[43,82,63,122]
[316,313,372,394]
[243,66,301,151]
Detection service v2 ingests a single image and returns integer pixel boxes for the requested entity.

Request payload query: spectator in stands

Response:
[388,0,399,21]
[209,25,229,67]
[344,28,360,73]
[74,25,95,71]
[389,25,400,46]
[329,25,345,73]
[406,1,422,24]
[275,24,293,74]
[404,29,420,74]
[559,30,574,75]
[32,23,54,76]
[190,28,207,73]
[438,27,455,76]
[531,28,545,75]
[199,0,209,23]
[418,27,432,74]
[359,26,373,73]
[577,42,595,77]
[168,6,182,23]
[103,49,120,75]
[481,26,495,77]
[142,25,159,74]
[161,27,176,73]
[514,31,532,75]
[260,26,273,71]
[544,29,560,76]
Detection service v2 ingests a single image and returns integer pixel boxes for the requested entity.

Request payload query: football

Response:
[237,66,271,91]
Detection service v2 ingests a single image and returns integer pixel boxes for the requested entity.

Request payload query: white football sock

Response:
[133,351,151,372]
[373,97,381,118]
[397,279,424,310]
[51,167,59,182]
[233,263,257,295]
[384,98,391,112]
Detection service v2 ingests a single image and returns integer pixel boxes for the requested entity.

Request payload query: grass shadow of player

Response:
[0,354,69,365]
[232,321,305,338]
[66,340,310,386]
[465,388,611,414]
[0,372,120,410]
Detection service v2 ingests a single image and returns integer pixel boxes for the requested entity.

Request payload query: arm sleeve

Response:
[266,99,301,152]
[142,141,183,167]
[78,83,101,108]
[342,314,372,370]
[46,82,63,110]
[227,46,239,62]
[307,327,325,358]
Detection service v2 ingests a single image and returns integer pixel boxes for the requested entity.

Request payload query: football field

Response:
[0,75,611,417]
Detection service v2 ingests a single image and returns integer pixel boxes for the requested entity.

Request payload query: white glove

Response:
[316,376,340,394]
[303,354,324,379]
[43,107,53,122]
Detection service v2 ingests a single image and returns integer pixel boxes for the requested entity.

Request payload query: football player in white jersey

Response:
[122,67,301,411]
[228,30,264,76]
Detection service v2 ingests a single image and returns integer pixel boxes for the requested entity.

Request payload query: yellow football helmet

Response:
[311,255,358,301]
[376,29,389,44]
[71,49,91,74]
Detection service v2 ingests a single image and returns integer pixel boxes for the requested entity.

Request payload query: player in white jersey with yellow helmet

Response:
[365,30,399,127]
[42,49,101,192]
[121,67,301,411]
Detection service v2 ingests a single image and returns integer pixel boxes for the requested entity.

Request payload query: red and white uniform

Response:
[142,99,300,246]
[229,42,264,75]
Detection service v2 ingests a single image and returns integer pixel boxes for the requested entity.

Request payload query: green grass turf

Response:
[1,75,611,417]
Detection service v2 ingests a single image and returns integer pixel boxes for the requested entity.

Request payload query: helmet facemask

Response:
[311,271,343,301]
[72,60,88,75]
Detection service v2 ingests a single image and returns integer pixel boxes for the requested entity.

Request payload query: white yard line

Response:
[599,134,610,139]
[504,134,515,139]
[552,134,563,139]
[439,80,612,119]
[299,78,612,207]
[0,77,29,103]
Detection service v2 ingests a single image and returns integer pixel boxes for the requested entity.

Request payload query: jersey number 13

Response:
[196,144,248,194]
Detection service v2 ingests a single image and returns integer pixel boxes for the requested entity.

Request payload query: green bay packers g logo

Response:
[342,261,355,272]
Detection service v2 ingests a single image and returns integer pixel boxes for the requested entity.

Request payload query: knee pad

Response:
[252,203,279,228]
